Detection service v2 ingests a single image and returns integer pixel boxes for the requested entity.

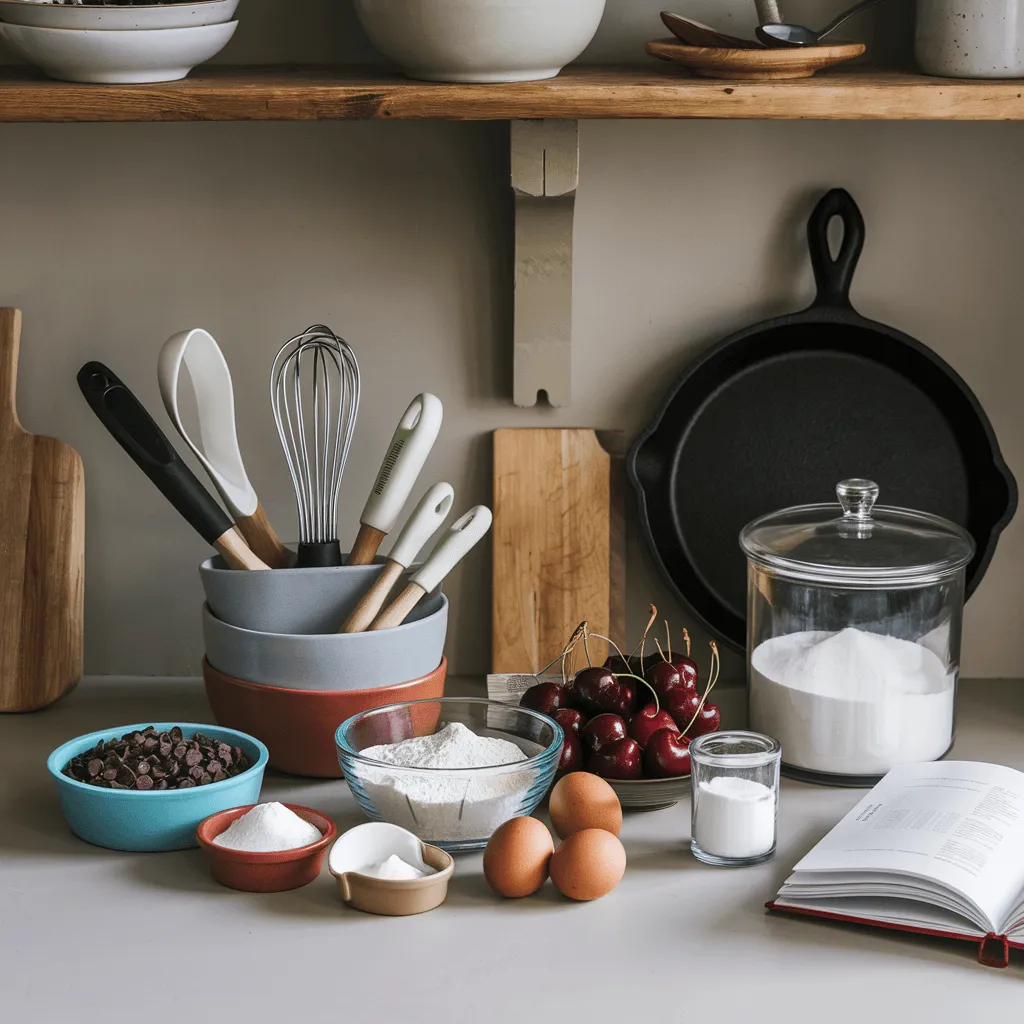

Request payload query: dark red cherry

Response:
[581,714,627,754]
[665,689,701,734]
[644,729,691,778]
[572,667,621,716]
[608,681,636,718]
[628,705,678,747]
[521,682,572,716]
[691,702,721,737]
[553,707,587,735]
[587,737,643,781]
[557,730,583,774]
[670,655,699,691]
[645,661,685,702]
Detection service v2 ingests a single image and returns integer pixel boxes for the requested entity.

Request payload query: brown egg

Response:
[549,771,622,840]
[550,829,627,902]
[483,816,554,898]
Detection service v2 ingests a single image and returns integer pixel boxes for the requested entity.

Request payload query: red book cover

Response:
[766,901,1020,969]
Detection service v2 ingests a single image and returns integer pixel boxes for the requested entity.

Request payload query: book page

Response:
[788,761,1024,933]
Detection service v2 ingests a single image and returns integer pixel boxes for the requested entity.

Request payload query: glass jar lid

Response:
[739,479,975,587]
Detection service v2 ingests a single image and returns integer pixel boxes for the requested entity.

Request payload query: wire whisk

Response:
[270,325,360,567]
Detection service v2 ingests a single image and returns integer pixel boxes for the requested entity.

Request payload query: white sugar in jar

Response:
[690,732,781,867]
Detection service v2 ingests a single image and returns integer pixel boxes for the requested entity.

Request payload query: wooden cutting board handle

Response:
[0,308,23,435]
[0,309,85,712]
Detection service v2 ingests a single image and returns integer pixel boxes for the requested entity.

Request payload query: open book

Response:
[769,761,1024,968]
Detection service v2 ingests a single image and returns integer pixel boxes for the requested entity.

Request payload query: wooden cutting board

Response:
[0,309,84,712]
[492,428,625,673]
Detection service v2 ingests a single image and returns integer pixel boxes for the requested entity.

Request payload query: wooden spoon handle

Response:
[370,582,426,631]
[215,528,271,571]
[339,560,405,633]
[347,522,387,566]
[235,501,293,568]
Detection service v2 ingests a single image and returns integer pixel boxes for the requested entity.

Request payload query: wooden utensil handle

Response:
[339,560,405,633]
[236,502,293,569]
[370,582,426,631]
[215,528,271,571]
[347,523,386,566]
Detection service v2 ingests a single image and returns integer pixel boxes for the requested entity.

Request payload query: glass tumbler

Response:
[690,731,781,867]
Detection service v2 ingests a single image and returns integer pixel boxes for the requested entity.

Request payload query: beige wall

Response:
[1,1,1021,680]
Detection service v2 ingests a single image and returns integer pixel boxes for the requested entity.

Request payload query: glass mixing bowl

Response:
[336,697,562,852]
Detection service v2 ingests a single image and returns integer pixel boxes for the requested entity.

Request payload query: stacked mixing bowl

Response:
[200,555,448,777]
[0,0,240,83]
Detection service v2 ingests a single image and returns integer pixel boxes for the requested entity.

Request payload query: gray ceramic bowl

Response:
[200,555,426,635]
[202,595,448,691]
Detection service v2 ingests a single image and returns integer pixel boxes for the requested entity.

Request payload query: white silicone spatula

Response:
[370,505,492,631]
[158,328,292,568]
[347,393,444,566]
[339,482,455,633]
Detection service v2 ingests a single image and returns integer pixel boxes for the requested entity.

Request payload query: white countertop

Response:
[3,677,1022,1022]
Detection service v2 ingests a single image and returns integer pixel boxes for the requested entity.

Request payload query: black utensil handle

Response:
[808,188,865,309]
[296,541,343,568]
[77,361,234,546]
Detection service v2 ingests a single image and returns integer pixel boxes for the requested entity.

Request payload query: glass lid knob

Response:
[837,478,879,520]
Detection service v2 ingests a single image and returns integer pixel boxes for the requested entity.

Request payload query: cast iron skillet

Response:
[629,188,1017,652]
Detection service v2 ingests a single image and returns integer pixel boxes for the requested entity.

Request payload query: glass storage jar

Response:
[740,479,974,787]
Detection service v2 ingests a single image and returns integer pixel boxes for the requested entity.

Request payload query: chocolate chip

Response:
[62,728,252,792]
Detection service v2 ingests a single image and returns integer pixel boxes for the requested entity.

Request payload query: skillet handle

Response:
[807,188,865,310]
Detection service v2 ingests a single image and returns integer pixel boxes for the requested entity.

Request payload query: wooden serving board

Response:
[492,428,625,674]
[0,309,84,712]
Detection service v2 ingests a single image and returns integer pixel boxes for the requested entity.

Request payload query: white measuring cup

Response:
[158,328,291,569]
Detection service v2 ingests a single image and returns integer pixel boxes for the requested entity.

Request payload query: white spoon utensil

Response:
[370,505,492,631]
[159,328,292,568]
[347,393,444,566]
[339,481,455,633]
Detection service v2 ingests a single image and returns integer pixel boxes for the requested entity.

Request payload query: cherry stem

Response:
[664,620,672,662]
[638,603,658,669]
[683,628,691,659]
[558,621,587,688]
[655,637,669,664]
[678,641,720,739]
[617,671,659,716]
[535,621,585,679]
[588,631,626,666]
[582,623,593,668]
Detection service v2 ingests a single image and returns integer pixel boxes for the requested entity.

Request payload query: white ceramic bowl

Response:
[352,0,606,83]
[0,0,239,30]
[0,20,238,83]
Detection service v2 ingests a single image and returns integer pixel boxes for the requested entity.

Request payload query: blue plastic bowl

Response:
[47,722,269,852]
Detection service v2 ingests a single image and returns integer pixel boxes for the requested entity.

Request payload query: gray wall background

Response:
[1,1,1021,680]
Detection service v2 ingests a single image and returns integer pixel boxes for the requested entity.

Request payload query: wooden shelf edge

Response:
[1,64,1024,122]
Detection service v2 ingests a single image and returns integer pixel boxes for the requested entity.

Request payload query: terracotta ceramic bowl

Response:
[196,804,336,892]
[203,657,447,778]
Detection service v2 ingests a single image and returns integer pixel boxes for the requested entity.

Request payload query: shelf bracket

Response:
[511,119,578,408]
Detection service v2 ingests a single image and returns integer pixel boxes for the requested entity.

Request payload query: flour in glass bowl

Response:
[749,627,955,776]
[356,722,538,843]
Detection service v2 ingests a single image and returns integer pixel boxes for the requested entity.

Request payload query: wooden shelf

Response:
[2,64,1024,122]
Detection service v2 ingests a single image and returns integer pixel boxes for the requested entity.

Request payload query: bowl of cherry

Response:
[518,630,721,810]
